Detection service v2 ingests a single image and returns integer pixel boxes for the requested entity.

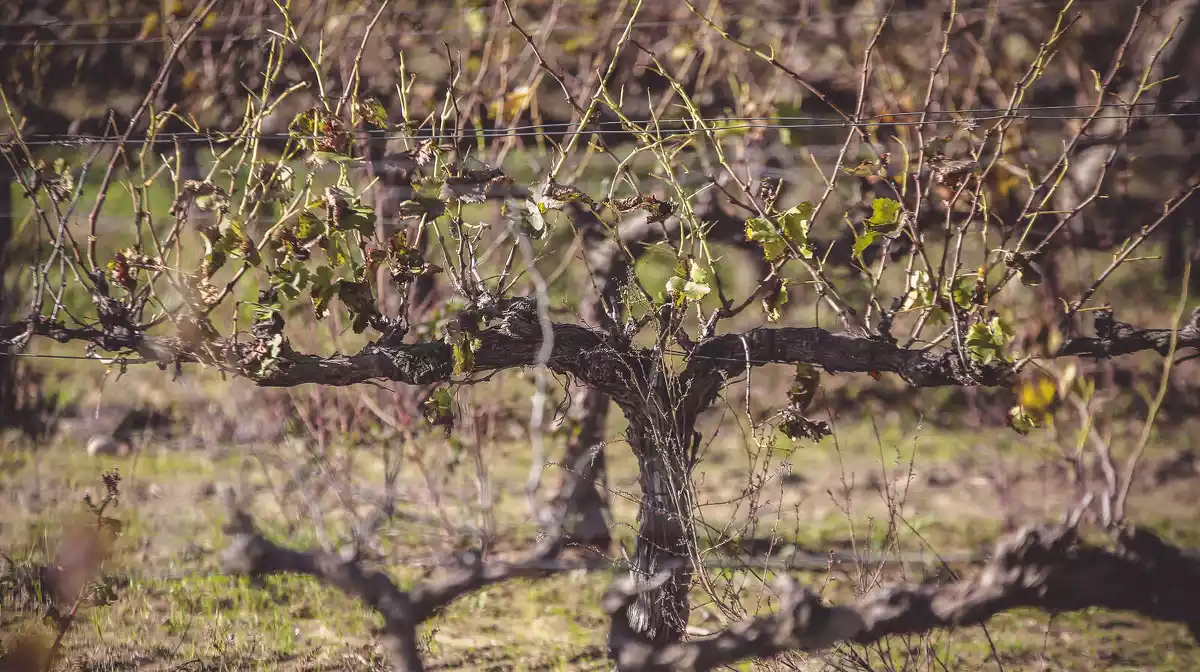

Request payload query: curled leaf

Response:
[866,197,903,231]
[503,199,549,239]
[1007,405,1037,435]
[171,180,230,217]
[533,178,595,211]
[324,186,375,235]
[1003,251,1044,286]
[605,194,675,223]
[665,258,712,306]
[745,202,815,261]
[250,162,295,203]
[965,315,1015,365]
[440,167,509,204]
[355,97,388,127]
[289,106,352,157]
[780,411,832,442]
[423,388,455,436]
[761,281,789,323]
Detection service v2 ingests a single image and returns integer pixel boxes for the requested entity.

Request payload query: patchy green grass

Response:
[3,390,1200,671]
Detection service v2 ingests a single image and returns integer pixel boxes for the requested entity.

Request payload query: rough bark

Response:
[622,409,698,646]
[5,305,1197,394]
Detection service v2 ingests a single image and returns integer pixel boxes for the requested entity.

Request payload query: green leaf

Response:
[309,265,337,319]
[965,316,1015,365]
[1007,405,1037,435]
[423,388,455,436]
[355,97,389,127]
[295,211,326,244]
[270,261,311,301]
[866,197,902,231]
[451,337,481,374]
[220,218,260,266]
[745,202,814,261]
[324,187,376,236]
[852,230,877,265]
[902,270,935,309]
[289,106,351,157]
[949,274,976,310]
[201,237,227,279]
[665,260,711,305]
[762,282,789,323]
[342,204,376,236]
[319,231,349,267]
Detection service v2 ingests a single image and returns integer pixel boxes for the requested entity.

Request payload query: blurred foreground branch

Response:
[606,522,1200,671]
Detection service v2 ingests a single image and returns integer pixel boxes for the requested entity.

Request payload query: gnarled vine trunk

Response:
[622,407,698,645]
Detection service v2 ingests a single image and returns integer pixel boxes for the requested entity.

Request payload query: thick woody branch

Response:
[220,508,426,671]
[221,507,566,672]
[408,532,565,619]
[0,306,643,397]
[683,310,1200,409]
[1057,307,1200,358]
[5,306,1195,400]
[605,524,1200,671]
[685,327,1005,393]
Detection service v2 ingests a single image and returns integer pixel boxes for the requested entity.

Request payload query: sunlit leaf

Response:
[355,97,388,127]
[762,282,789,323]
[533,178,595,211]
[423,388,455,436]
[745,202,814,261]
[665,259,711,306]
[950,274,976,310]
[852,230,877,265]
[965,316,1015,365]
[1007,405,1037,435]
[866,197,902,231]
[503,199,549,239]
